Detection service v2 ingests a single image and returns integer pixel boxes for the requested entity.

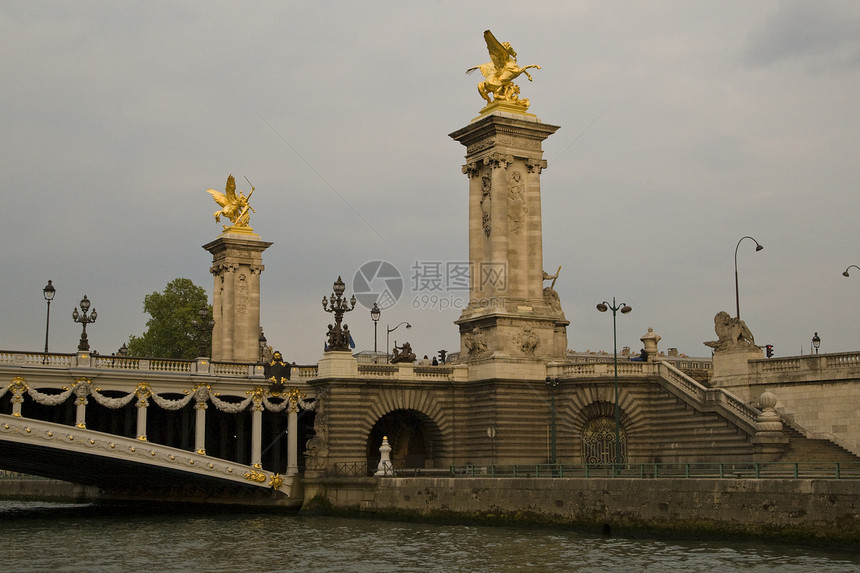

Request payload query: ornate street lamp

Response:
[597,297,632,466]
[190,306,214,358]
[322,276,356,352]
[72,295,97,352]
[258,327,268,363]
[843,265,860,277]
[371,302,381,354]
[42,280,56,361]
[812,332,820,355]
[386,321,411,363]
[734,236,764,319]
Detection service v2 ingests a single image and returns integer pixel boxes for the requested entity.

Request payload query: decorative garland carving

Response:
[2,377,311,415]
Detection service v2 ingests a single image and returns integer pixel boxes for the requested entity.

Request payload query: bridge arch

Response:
[359,388,452,469]
[563,388,647,464]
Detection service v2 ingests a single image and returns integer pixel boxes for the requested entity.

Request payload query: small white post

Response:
[375,436,393,476]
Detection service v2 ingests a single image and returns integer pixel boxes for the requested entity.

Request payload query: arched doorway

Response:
[581,415,627,465]
[367,409,442,470]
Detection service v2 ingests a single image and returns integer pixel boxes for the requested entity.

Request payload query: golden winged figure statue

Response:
[207,174,255,230]
[467,30,541,109]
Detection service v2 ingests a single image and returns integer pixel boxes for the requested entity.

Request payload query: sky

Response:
[2,1,859,364]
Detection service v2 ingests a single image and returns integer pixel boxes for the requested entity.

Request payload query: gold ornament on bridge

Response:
[467,30,541,112]
[207,174,255,232]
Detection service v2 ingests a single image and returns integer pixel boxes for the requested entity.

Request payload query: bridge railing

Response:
[546,359,761,435]
[0,350,273,378]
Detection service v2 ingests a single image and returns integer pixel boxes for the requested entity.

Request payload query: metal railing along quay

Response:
[448,462,860,479]
[333,460,859,479]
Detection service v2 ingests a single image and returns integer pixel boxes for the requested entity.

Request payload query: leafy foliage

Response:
[127,278,212,359]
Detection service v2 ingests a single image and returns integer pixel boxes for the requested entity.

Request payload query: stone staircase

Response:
[778,425,860,463]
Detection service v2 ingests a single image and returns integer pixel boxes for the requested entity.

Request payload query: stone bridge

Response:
[0,350,318,505]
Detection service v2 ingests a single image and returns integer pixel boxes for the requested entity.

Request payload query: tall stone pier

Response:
[450,112,568,369]
[203,231,272,362]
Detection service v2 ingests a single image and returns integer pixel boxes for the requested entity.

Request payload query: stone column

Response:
[450,113,568,364]
[287,407,299,476]
[203,232,272,362]
[194,401,207,455]
[251,396,263,469]
[136,401,148,442]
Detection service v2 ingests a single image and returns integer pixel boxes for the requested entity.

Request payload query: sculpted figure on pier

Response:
[467,30,541,109]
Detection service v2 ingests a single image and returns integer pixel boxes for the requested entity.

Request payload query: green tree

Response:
[127,278,212,359]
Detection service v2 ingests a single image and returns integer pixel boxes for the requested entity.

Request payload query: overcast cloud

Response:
[2,1,859,364]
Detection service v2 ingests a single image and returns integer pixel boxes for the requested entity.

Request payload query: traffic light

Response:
[765,344,774,358]
[437,349,447,364]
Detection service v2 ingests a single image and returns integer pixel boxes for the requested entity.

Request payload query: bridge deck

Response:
[0,414,295,505]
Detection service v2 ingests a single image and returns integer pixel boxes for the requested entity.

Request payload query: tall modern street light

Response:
[597,297,632,466]
[42,280,56,360]
[72,295,97,352]
[734,236,764,319]
[386,321,411,362]
[843,265,860,277]
[371,303,381,353]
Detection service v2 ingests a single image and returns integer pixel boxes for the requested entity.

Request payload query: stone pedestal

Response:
[450,112,568,365]
[709,345,764,402]
[316,351,358,378]
[203,231,272,362]
[751,391,788,462]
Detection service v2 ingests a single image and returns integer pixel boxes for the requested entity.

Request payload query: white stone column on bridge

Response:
[287,404,299,476]
[194,400,207,455]
[136,393,149,442]
[251,393,263,469]
[74,382,88,429]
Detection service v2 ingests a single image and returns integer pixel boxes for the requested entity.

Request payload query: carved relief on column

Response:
[507,169,528,234]
[513,326,541,357]
[480,172,492,238]
[236,273,249,316]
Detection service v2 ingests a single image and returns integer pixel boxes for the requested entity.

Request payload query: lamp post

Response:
[258,327,268,362]
[597,297,632,466]
[371,302,381,354]
[386,321,411,362]
[72,295,97,352]
[843,265,860,277]
[322,276,356,352]
[190,306,214,358]
[544,377,559,464]
[42,280,56,361]
[812,332,820,355]
[734,236,764,319]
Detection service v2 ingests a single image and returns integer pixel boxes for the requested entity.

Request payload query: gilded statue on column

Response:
[207,174,255,231]
[467,30,541,110]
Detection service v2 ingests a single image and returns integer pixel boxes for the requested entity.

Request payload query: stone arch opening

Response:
[367,409,443,469]
[579,401,628,465]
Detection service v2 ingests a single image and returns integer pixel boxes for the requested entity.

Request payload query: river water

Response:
[2,501,858,572]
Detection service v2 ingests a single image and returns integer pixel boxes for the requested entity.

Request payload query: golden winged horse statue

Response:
[207,174,254,230]
[467,30,541,109]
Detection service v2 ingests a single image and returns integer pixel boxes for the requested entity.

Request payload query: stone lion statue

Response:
[704,311,756,351]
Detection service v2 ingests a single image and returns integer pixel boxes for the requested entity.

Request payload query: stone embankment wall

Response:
[305,477,859,545]
[0,478,99,503]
